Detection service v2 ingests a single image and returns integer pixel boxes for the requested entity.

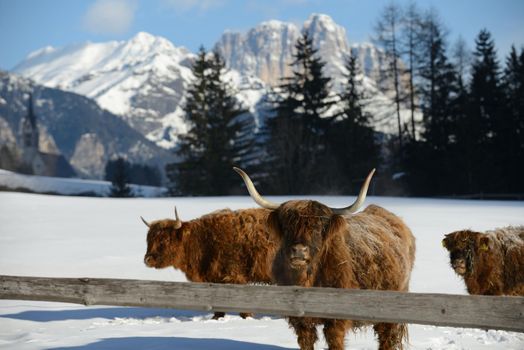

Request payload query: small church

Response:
[17,93,76,177]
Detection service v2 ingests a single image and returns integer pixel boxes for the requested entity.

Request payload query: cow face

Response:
[442,230,487,276]
[233,166,372,283]
[270,200,347,272]
[143,219,184,269]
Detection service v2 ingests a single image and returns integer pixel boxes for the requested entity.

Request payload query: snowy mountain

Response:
[215,14,354,88]
[215,13,418,132]
[13,32,267,149]
[13,14,418,150]
[0,71,171,179]
[216,14,390,87]
[13,32,195,148]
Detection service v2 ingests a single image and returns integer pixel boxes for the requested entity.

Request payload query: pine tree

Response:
[500,46,524,192]
[107,157,133,198]
[106,159,161,187]
[450,36,472,193]
[166,47,248,195]
[263,31,336,194]
[470,30,502,144]
[418,11,458,152]
[405,11,460,195]
[464,29,503,193]
[326,55,379,193]
[166,47,208,195]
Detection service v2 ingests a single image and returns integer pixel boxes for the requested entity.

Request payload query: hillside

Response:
[0,71,171,179]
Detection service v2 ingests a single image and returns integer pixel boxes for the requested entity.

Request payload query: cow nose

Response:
[291,244,309,258]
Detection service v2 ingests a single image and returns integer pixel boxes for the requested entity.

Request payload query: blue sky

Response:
[0,0,523,70]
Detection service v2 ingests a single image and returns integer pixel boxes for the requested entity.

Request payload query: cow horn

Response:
[140,216,150,228]
[233,167,280,210]
[174,206,182,229]
[330,168,376,216]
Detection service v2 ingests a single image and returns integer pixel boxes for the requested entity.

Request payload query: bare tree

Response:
[374,2,405,150]
[452,36,471,90]
[401,1,422,141]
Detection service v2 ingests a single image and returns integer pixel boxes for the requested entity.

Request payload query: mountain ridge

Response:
[0,70,171,179]
[11,13,418,155]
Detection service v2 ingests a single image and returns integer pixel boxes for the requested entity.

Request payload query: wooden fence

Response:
[1,275,523,333]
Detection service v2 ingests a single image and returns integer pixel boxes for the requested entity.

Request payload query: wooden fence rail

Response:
[1,275,523,333]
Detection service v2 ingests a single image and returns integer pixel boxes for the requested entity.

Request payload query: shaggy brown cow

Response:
[142,207,278,319]
[234,167,416,350]
[442,226,524,296]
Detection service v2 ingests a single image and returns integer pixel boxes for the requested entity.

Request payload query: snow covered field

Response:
[0,169,166,197]
[0,191,523,349]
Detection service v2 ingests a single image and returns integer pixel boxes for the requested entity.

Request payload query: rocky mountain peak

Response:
[303,14,351,87]
[216,20,299,86]
[304,13,342,34]
[216,14,352,87]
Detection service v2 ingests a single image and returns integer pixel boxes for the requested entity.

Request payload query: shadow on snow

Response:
[46,336,295,350]
[1,306,281,323]
[0,307,207,322]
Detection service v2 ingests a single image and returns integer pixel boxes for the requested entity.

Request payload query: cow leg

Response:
[224,276,254,319]
[212,312,225,320]
[374,322,406,350]
[288,317,318,350]
[323,319,350,350]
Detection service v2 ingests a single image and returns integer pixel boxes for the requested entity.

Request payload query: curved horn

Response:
[233,167,280,210]
[140,216,151,228]
[331,168,376,216]
[174,206,182,229]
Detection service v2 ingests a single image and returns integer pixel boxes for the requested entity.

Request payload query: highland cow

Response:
[234,167,416,350]
[142,207,278,319]
[442,226,524,296]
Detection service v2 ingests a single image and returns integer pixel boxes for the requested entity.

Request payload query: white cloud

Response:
[162,0,226,12]
[83,0,137,36]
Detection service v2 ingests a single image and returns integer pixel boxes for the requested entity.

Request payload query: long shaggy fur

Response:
[269,202,416,350]
[144,208,278,318]
[442,226,524,296]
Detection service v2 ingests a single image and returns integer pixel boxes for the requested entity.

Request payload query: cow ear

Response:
[441,232,455,250]
[268,211,283,237]
[478,236,491,252]
[325,215,347,240]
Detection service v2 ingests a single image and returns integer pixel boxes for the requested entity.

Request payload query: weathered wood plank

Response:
[1,275,523,332]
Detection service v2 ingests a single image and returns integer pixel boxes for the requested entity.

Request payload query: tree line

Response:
[165,3,524,197]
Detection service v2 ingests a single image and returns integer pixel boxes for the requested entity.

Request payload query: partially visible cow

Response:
[142,207,278,319]
[442,226,524,296]
[234,167,416,350]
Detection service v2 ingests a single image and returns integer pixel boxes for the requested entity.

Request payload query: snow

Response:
[0,169,165,197]
[305,13,341,34]
[145,105,188,149]
[12,32,192,118]
[0,185,523,349]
